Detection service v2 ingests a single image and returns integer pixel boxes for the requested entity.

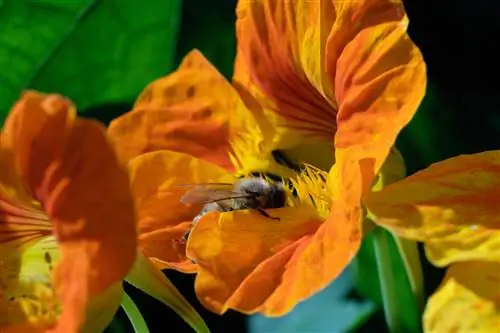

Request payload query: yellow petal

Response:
[109,50,268,172]
[186,206,323,315]
[125,252,210,333]
[424,262,500,333]
[233,0,336,169]
[364,150,500,266]
[187,160,361,316]
[129,150,234,271]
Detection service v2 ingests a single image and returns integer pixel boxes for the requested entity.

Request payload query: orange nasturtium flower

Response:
[108,0,426,317]
[0,92,136,332]
[364,151,500,332]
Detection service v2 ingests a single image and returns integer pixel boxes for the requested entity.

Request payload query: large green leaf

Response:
[0,0,181,124]
[0,0,95,121]
[29,0,181,111]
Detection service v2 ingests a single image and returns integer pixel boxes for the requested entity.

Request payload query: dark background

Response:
[89,1,498,332]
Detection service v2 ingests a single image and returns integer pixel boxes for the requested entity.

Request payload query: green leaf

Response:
[0,0,181,125]
[125,252,211,333]
[0,0,96,122]
[29,0,182,111]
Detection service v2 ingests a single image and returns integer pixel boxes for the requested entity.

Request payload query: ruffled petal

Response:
[235,0,336,138]
[108,50,265,172]
[235,0,425,173]
[2,91,137,332]
[364,151,500,266]
[234,0,336,170]
[129,150,234,272]
[424,262,500,333]
[187,206,323,315]
[333,1,426,191]
[187,159,361,316]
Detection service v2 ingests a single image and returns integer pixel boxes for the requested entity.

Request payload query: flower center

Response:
[0,193,60,329]
[0,236,61,328]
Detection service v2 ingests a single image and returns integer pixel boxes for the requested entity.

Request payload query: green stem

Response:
[392,234,425,313]
[121,292,150,333]
[372,227,401,332]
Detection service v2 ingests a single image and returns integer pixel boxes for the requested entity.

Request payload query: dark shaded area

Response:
[81,102,132,126]
[399,0,500,171]
[397,0,499,318]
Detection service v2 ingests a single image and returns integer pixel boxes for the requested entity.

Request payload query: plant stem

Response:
[372,227,401,332]
[392,235,425,313]
[121,292,150,333]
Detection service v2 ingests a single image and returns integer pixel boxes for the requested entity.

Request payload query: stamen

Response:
[288,164,332,219]
[0,196,51,249]
[0,236,61,328]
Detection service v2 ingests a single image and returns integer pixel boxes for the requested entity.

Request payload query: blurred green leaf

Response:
[29,0,181,112]
[0,0,95,122]
[0,0,181,124]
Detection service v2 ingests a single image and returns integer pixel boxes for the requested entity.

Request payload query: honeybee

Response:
[179,177,287,242]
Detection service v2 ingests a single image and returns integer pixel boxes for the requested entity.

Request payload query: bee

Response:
[178,177,287,242]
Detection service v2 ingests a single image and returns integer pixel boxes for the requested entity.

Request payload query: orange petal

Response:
[187,200,360,315]
[108,50,265,172]
[364,151,500,266]
[0,149,52,250]
[424,262,500,332]
[235,0,337,138]
[3,91,137,332]
[129,150,234,271]
[233,1,336,170]
[332,1,426,191]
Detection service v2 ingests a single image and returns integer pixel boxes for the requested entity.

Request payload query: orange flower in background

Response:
[109,0,426,317]
[0,92,137,332]
[364,151,500,332]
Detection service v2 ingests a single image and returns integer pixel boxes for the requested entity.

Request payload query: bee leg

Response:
[256,208,281,221]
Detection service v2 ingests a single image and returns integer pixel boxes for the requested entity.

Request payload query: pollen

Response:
[0,237,61,328]
[287,164,332,220]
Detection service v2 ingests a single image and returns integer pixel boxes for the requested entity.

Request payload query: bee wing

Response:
[179,184,249,205]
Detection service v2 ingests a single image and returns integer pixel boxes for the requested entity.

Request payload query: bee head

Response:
[236,177,286,209]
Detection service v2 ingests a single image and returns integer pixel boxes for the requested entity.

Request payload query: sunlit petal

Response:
[109,50,266,172]
[424,262,500,333]
[364,151,500,266]
[129,150,234,271]
[187,207,322,315]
